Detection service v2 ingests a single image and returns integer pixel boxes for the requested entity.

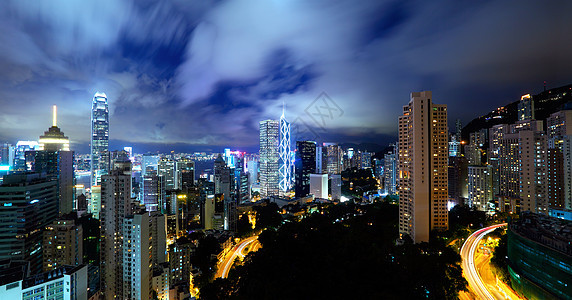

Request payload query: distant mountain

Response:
[462,83,572,141]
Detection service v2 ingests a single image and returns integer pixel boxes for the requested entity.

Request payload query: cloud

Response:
[1,0,572,153]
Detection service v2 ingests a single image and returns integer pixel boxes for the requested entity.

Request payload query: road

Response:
[215,236,259,279]
[460,223,508,300]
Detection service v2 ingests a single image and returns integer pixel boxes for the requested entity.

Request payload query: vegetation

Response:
[201,201,467,299]
[489,228,510,284]
[341,168,377,198]
[192,235,223,289]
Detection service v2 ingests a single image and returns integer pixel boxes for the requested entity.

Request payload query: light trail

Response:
[460,223,506,300]
[216,236,259,279]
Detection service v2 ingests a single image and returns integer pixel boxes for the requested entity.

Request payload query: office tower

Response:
[324,143,342,175]
[90,185,101,219]
[259,120,280,198]
[383,144,398,195]
[310,174,328,199]
[0,264,88,300]
[0,174,58,274]
[547,109,572,137]
[448,135,460,157]
[316,145,324,173]
[158,157,176,191]
[13,141,39,171]
[177,160,195,188]
[91,92,110,187]
[232,156,249,204]
[398,91,448,243]
[123,146,133,158]
[455,119,462,142]
[100,163,133,299]
[448,156,468,207]
[30,106,74,214]
[330,174,342,201]
[467,165,493,211]
[0,143,15,168]
[518,93,535,121]
[247,159,258,195]
[279,111,292,194]
[43,219,83,271]
[142,154,160,177]
[214,155,235,230]
[142,173,165,212]
[122,211,150,300]
[295,141,317,198]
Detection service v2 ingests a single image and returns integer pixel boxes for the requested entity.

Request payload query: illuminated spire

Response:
[52,105,57,127]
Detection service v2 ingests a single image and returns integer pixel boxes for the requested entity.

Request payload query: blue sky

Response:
[1,0,572,153]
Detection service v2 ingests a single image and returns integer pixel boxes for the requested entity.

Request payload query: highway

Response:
[215,236,259,279]
[460,223,507,300]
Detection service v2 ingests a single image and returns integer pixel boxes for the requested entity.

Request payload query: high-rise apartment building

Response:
[295,141,316,198]
[43,219,83,272]
[91,92,109,187]
[467,165,493,211]
[259,120,280,198]
[398,91,448,243]
[547,110,572,137]
[100,161,132,299]
[122,211,150,300]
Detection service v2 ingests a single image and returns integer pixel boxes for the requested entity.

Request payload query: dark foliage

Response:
[490,229,510,284]
[201,202,466,299]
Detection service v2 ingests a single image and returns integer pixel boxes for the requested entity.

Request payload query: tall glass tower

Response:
[91,92,109,187]
[259,120,280,198]
[279,110,292,194]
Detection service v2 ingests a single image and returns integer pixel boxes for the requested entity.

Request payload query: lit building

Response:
[89,185,101,219]
[398,91,448,243]
[467,165,493,211]
[294,141,316,198]
[324,143,342,175]
[517,93,535,121]
[448,136,460,157]
[100,160,132,300]
[547,110,572,137]
[259,120,280,198]
[158,157,176,191]
[13,141,39,171]
[177,160,195,189]
[310,174,328,199]
[141,173,165,212]
[464,144,481,166]
[91,92,109,187]
[330,174,342,201]
[0,173,58,274]
[448,156,468,207]
[31,105,74,214]
[43,219,83,272]
[279,111,292,195]
[383,144,397,195]
[122,211,150,300]
[0,264,88,300]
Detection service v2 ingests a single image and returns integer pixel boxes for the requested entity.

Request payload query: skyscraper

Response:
[279,111,292,194]
[100,159,132,299]
[29,105,74,214]
[398,91,448,243]
[295,141,316,198]
[91,92,109,187]
[383,144,397,195]
[259,120,280,198]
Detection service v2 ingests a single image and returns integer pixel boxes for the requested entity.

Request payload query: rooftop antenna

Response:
[544,81,547,92]
[52,105,57,127]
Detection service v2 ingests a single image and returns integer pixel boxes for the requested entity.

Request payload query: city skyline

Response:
[1,1,572,153]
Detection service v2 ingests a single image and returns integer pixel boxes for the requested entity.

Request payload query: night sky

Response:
[1,0,572,154]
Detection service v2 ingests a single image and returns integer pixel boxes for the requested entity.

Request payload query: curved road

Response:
[460,223,507,300]
[215,236,259,279]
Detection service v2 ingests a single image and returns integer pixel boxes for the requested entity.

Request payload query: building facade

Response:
[259,120,280,198]
[398,91,448,243]
[91,92,109,187]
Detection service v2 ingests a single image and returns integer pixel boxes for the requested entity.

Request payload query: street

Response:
[215,236,260,279]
